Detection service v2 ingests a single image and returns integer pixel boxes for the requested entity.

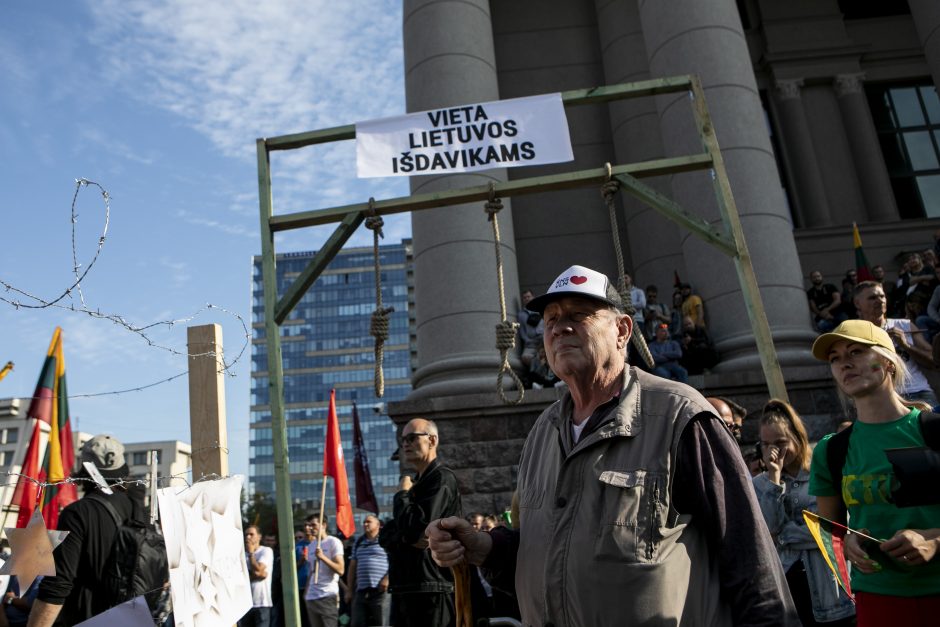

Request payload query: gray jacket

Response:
[514,367,792,626]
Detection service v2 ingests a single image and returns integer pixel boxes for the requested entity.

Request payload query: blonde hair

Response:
[759,399,812,472]
[834,345,911,413]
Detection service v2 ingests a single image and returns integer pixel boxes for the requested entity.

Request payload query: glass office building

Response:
[249,240,413,527]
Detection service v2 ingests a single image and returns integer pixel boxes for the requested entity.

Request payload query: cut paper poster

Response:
[0,509,69,590]
[158,475,250,627]
[74,596,154,627]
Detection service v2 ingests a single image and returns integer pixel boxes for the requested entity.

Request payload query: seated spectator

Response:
[838,270,858,319]
[873,264,900,317]
[679,316,719,374]
[669,290,684,338]
[528,345,561,389]
[679,283,705,328]
[517,290,542,369]
[901,252,938,303]
[805,270,844,332]
[622,272,646,332]
[649,324,688,383]
[924,248,938,269]
[644,285,671,339]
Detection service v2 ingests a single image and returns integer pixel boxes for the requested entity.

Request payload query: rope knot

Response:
[495,319,518,352]
[484,198,503,221]
[365,215,385,238]
[370,306,394,342]
[601,179,620,203]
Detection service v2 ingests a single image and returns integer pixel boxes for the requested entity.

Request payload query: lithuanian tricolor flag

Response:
[11,327,77,528]
[803,510,854,599]
[853,223,873,282]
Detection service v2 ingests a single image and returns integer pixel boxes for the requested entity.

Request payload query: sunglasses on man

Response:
[399,432,431,445]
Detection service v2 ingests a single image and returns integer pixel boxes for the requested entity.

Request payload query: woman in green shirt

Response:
[809,320,940,627]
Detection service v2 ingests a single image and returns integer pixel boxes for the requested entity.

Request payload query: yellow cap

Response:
[811,319,894,361]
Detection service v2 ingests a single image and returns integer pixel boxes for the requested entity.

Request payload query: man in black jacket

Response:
[379,418,461,627]
[29,435,145,627]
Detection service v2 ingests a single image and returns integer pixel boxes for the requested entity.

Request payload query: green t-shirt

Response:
[809,408,940,596]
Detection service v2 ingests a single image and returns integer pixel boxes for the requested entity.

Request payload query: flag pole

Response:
[314,476,328,582]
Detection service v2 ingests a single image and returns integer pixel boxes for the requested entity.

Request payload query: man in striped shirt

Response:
[345,515,389,627]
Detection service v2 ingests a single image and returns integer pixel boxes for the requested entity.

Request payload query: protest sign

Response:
[356,93,573,177]
[157,475,250,627]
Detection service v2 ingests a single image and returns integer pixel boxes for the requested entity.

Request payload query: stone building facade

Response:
[389,0,940,513]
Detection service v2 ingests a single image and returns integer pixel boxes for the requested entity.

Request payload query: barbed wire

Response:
[2,457,234,493]
[0,178,251,379]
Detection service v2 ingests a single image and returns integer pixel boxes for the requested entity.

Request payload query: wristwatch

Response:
[4,596,13,606]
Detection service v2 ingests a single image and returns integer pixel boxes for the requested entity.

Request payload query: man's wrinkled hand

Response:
[426,516,493,568]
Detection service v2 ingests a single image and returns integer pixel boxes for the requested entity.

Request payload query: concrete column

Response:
[403,0,522,399]
[637,0,816,370]
[834,73,899,222]
[594,0,685,295]
[772,79,832,227]
[909,0,940,93]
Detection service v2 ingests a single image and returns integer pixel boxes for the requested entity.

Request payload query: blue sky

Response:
[0,1,410,479]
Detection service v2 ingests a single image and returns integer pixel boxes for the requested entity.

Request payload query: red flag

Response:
[12,328,77,528]
[352,403,378,514]
[324,390,355,537]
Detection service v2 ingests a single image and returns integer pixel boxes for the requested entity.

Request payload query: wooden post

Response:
[187,324,230,479]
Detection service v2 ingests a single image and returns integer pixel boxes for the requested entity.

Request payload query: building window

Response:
[838,1,910,20]
[4,428,17,444]
[868,82,940,219]
[132,451,148,466]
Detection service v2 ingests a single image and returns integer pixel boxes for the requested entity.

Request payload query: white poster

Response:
[356,93,573,177]
[157,475,251,627]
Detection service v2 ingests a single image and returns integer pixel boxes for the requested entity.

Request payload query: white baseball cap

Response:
[527,265,623,314]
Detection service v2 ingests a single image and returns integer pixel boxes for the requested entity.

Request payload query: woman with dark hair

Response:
[753,400,855,626]
[809,320,940,626]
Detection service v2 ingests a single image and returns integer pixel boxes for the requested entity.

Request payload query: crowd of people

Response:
[517,275,719,389]
[25,253,939,627]
[425,263,939,627]
[254,253,940,627]
[806,241,940,347]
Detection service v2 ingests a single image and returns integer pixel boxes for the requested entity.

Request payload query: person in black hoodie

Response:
[30,435,147,627]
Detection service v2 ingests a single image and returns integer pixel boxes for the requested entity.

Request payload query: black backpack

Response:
[825,411,940,509]
[85,491,171,624]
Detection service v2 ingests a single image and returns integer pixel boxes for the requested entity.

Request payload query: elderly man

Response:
[427,265,797,626]
[854,280,938,405]
[379,418,461,627]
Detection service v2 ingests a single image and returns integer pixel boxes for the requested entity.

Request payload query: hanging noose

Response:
[366,198,394,397]
[601,164,655,369]
[485,184,524,405]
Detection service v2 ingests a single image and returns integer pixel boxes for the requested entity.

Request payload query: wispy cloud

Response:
[80,127,155,165]
[176,209,256,238]
[159,257,191,287]
[86,0,410,245]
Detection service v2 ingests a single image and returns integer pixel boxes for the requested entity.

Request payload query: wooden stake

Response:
[186,324,229,479]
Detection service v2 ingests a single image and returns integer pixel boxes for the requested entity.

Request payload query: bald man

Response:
[707,397,743,444]
[378,418,462,627]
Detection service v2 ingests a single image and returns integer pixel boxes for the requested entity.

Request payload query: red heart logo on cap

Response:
[570,276,588,285]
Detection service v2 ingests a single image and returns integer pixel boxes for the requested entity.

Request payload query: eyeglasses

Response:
[400,432,430,445]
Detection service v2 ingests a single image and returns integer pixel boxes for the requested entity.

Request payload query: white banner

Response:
[356,93,573,178]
